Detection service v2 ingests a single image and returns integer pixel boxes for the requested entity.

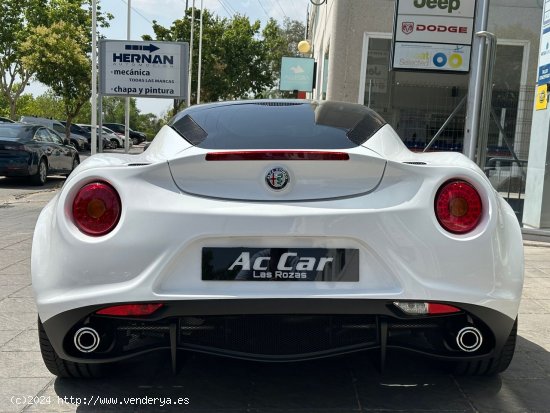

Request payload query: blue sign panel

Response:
[539,63,550,85]
[280,57,315,92]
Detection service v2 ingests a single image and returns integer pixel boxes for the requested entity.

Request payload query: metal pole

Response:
[91,0,97,155]
[476,31,497,171]
[197,0,203,104]
[98,96,103,153]
[187,0,195,106]
[463,0,490,161]
[124,0,131,153]
[424,96,467,152]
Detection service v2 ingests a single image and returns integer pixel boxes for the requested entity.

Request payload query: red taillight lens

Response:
[205,151,350,161]
[435,180,482,234]
[72,182,121,236]
[96,303,163,316]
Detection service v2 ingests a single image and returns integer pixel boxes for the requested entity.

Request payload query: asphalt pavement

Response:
[0,156,549,412]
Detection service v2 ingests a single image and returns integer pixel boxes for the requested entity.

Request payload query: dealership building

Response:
[308,0,545,228]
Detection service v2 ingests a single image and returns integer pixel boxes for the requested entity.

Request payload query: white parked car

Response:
[32,100,523,378]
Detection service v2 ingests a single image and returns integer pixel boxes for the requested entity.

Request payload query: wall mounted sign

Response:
[279,57,316,92]
[536,84,548,110]
[392,0,476,73]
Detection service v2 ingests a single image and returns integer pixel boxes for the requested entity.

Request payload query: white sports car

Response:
[32,100,523,378]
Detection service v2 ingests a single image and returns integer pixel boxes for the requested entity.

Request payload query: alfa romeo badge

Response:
[265,167,290,191]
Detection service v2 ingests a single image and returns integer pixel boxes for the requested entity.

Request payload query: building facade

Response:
[309,0,543,223]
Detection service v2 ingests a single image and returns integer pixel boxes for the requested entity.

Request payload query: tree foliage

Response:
[143,10,304,114]
[21,22,91,138]
[0,0,42,119]
[0,0,111,121]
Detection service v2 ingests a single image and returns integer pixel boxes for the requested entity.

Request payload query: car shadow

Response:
[51,335,550,412]
[0,176,66,190]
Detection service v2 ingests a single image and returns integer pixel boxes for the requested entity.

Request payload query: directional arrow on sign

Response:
[124,43,160,53]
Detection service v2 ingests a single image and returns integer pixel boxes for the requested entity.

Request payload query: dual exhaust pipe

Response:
[72,324,483,354]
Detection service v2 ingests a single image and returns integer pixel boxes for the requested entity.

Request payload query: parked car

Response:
[103,126,132,148]
[33,100,523,378]
[60,122,109,151]
[0,123,79,185]
[76,124,116,149]
[103,122,146,145]
[0,116,15,123]
[20,116,88,152]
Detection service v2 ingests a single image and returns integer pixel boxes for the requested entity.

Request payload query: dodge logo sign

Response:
[266,167,289,190]
[402,22,414,35]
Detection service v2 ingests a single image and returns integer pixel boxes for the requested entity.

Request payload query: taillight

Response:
[394,301,461,315]
[435,180,482,234]
[205,151,350,161]
[72,181,121,236]
[96,303,163,316]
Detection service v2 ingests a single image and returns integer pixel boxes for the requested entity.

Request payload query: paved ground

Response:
[0,177,548,412]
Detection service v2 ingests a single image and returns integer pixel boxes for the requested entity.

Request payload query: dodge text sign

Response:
[99,40,189,99]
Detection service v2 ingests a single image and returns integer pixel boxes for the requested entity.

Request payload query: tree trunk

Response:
[9,98,17,121]
[65,116,72,140]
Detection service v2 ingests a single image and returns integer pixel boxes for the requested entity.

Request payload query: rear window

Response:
[52,124,65,134]
[0,125,32,140]
[169,101,386,149]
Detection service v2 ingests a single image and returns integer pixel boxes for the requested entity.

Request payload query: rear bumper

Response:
[42,299,516,364]
[0,158,32,176]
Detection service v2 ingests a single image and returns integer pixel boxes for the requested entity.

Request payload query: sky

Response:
[28,0,310,118]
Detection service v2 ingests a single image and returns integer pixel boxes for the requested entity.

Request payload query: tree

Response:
[21,22,91,138]
[18,90,65,120]
[0,0,42,120]
[143,9,279,113]
[261,17,306,98]
[0,0,111,120]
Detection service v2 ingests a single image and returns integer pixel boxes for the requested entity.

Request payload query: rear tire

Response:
[65,156,79,177]
[454,318,517,376]
[38,318,104,378]
[30,158,47,186]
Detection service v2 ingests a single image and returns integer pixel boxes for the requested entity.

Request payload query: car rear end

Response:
[0,125,35,177]
[33,101,523,374]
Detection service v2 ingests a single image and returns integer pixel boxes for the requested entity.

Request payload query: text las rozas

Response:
[112,86,175,95]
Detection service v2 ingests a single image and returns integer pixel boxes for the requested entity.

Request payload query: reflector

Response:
[427,303,461,314]
[96,303,163,316]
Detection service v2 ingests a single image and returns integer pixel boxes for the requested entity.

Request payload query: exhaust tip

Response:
[74,327,100,353]
[456,326,483,352]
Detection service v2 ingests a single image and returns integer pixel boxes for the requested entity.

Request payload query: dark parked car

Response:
[0,123,79,185]
[60,121,110,150]
[0,117,15,123]
[103,123,146,145]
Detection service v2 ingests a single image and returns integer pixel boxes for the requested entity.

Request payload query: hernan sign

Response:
[99,40,189,99]
[392,0,476,72]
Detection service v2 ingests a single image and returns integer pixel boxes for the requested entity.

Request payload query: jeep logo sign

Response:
[397,0,475,18]
[413,0,460,13]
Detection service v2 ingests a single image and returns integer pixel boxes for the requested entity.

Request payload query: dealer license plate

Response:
[202,247,359,281]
